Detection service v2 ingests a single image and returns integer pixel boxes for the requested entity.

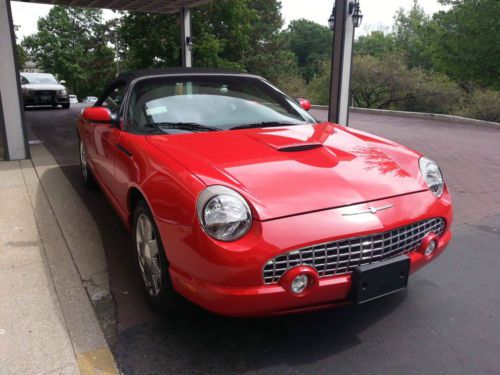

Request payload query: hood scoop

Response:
[276,142,323,152]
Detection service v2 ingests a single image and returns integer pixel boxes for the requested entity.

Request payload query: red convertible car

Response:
[77,68,452,316]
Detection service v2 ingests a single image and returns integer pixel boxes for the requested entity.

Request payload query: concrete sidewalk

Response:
[0,157,117,374]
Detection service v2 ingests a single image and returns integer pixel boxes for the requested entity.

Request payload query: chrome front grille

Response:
[263,218,446,285]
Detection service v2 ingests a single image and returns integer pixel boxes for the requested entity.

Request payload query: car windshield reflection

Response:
[127,75,316,132]
[22,73,59,85]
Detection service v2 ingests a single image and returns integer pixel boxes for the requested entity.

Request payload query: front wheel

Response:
[133,200,181,311]
[62,103,70,109]
[79,140,96,188]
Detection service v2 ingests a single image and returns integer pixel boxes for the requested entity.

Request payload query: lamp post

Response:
[328,0,363,31]
[328,8,335,31]
[327,0,362,126]
[349,0,363,28]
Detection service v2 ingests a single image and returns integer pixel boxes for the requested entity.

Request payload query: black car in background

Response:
[21,73,70,109]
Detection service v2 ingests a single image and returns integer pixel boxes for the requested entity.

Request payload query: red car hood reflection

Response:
[146,123,427,220]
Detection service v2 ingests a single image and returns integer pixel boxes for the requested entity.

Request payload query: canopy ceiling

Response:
[17,0,212,13]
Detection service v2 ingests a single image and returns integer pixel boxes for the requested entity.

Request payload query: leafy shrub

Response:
[460,89,500,123]
[351,53,412,109]
[275,74,308,100]
[306,61,331,105]
[278,53,500,124]
[400,70,463,114]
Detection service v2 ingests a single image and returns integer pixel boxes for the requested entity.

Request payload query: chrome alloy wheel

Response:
[135,213,162,297]
[80,140,88,180]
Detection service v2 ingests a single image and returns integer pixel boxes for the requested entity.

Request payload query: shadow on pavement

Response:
[114,293,406,374]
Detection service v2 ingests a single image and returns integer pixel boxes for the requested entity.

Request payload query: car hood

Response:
[146,123,427,220]
[22,83,66,91]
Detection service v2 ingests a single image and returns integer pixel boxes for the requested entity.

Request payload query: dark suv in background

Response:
[21,73,70,109]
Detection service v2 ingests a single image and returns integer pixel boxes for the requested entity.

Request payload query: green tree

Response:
[115,0,297,85]
[22,6,115,98]
[286,19,332,82]
[243,0,299,83]
[117,12,180,70]
[13,25,28,69]
[392,0,433,69]
[191,0,254,69]
[430,0,500,89]
[16,45,28,69]
[354,30,395,57]
[117,0,256,71]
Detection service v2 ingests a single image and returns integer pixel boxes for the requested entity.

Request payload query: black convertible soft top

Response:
[97,67,263,103]
[109,67,257,86]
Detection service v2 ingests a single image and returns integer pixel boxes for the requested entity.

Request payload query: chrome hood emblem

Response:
[342,204,394,216]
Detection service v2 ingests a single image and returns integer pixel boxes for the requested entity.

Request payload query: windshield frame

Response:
[122,73,317,135]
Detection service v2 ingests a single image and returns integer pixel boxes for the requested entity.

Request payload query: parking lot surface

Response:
[26,105,500,374]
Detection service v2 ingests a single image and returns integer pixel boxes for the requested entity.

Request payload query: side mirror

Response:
[81,106,119,126]
[296,98,311,111]
[60,80,66,85]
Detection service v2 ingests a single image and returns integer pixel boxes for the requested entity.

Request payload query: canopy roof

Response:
[18,0,212,13]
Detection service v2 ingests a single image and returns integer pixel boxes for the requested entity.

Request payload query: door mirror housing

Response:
[81,106,120,126]
[59,80,66,85]
[296,98,311,111]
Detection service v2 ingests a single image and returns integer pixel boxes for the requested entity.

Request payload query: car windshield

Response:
[127,75,316,132]
[22,73,58,85]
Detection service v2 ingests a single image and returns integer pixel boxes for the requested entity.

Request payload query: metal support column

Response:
[328,0,355,126]
[0,0,29,160]
[180,7,192,68]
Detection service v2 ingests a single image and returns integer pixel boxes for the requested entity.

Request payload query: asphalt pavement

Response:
[25,104,500,374]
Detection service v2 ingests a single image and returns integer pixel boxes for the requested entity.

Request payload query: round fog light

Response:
[291,274,309,294]
[424,240,437,256]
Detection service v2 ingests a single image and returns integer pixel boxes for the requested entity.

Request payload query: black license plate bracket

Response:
[350,255,410,304]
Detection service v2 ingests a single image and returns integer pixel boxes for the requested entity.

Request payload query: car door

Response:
[90,83,126,192]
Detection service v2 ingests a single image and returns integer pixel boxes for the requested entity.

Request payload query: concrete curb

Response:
[23,144,119,374]
[311,105,500,129]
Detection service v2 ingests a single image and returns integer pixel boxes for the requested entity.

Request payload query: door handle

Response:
[116,144,132,157]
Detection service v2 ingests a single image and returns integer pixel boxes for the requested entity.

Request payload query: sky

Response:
[11,0,448,40]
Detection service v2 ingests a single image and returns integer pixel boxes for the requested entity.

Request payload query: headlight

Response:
[419,157,444,198]
[196,185,252,241]
[22,88,34,96]
[57,89,68,96]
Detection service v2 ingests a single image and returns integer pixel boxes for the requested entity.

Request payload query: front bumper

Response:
[24,92,69,106]
[160,189,453,317]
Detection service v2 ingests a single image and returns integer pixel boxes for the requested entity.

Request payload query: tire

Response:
[79,139,96,189]
[133,199,181,312]
[62,103,70,109]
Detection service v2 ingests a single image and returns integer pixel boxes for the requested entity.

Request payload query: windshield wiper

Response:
[230,121,303,130]
[144,122,221,132]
